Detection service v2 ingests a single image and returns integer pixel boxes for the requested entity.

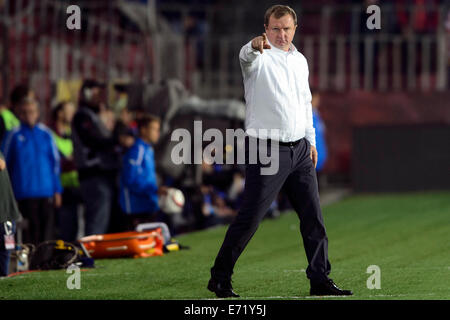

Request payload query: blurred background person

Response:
[0,84,34,143]
[199,183,238,228]
[311,92,328,190]
[199,159,238,228]
[0,151,21,277]
[113,106,136,152]
[1,97,62,245]
[72,80,120,236]
[109,89,136,232]
[119,114,170,230]
[50,101,81,242]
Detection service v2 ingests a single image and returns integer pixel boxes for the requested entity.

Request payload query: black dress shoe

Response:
[310,279,353,296]
[207,278,240,298]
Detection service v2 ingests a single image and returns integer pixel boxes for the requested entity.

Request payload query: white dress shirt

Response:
[239,39,316,146]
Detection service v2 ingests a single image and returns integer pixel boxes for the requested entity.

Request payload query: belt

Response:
[252,137,303,147]
[278,138,302,147]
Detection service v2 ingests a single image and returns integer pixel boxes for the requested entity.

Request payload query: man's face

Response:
[20,101,40,127]
[142,121,160,144]
[264,14,297,51]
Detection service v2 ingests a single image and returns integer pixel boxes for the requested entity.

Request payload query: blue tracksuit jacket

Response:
[119,138,159,214]
[1,123,62,200]
[313,110,328,171]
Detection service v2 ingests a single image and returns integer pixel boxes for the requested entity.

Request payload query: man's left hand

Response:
[310,145,318,168]
[0,158,6,171]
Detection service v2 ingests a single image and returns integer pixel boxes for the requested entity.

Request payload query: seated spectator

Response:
[1,97,62,245]
[198,160,239,227]
[119,114,169,230]
[200,184,237,228]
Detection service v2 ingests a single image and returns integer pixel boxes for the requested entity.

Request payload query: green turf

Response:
[1,191,449,300]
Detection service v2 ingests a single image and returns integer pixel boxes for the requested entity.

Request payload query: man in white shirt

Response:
[208,5,352,298]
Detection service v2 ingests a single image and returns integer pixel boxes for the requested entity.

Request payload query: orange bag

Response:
[79,229,164,259]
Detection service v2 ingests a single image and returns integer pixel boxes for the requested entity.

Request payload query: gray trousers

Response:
[211,137,331,284]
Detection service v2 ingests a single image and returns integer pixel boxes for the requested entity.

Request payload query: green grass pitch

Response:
[1,191,449,300]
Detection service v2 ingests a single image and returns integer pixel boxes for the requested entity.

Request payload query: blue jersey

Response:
[119,138,159,214]
[1,123,62,199]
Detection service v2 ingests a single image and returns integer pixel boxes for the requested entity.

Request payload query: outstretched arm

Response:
[239,33,271,65]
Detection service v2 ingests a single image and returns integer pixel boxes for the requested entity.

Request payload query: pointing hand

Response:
[251,33,271,53]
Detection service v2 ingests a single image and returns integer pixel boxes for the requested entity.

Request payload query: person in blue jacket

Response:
[1,97,62,245]
[119,114,167,230]
[311,92,328,172]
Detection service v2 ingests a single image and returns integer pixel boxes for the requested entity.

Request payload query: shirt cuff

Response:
[241,41,261,61]
[305,130,316,148]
